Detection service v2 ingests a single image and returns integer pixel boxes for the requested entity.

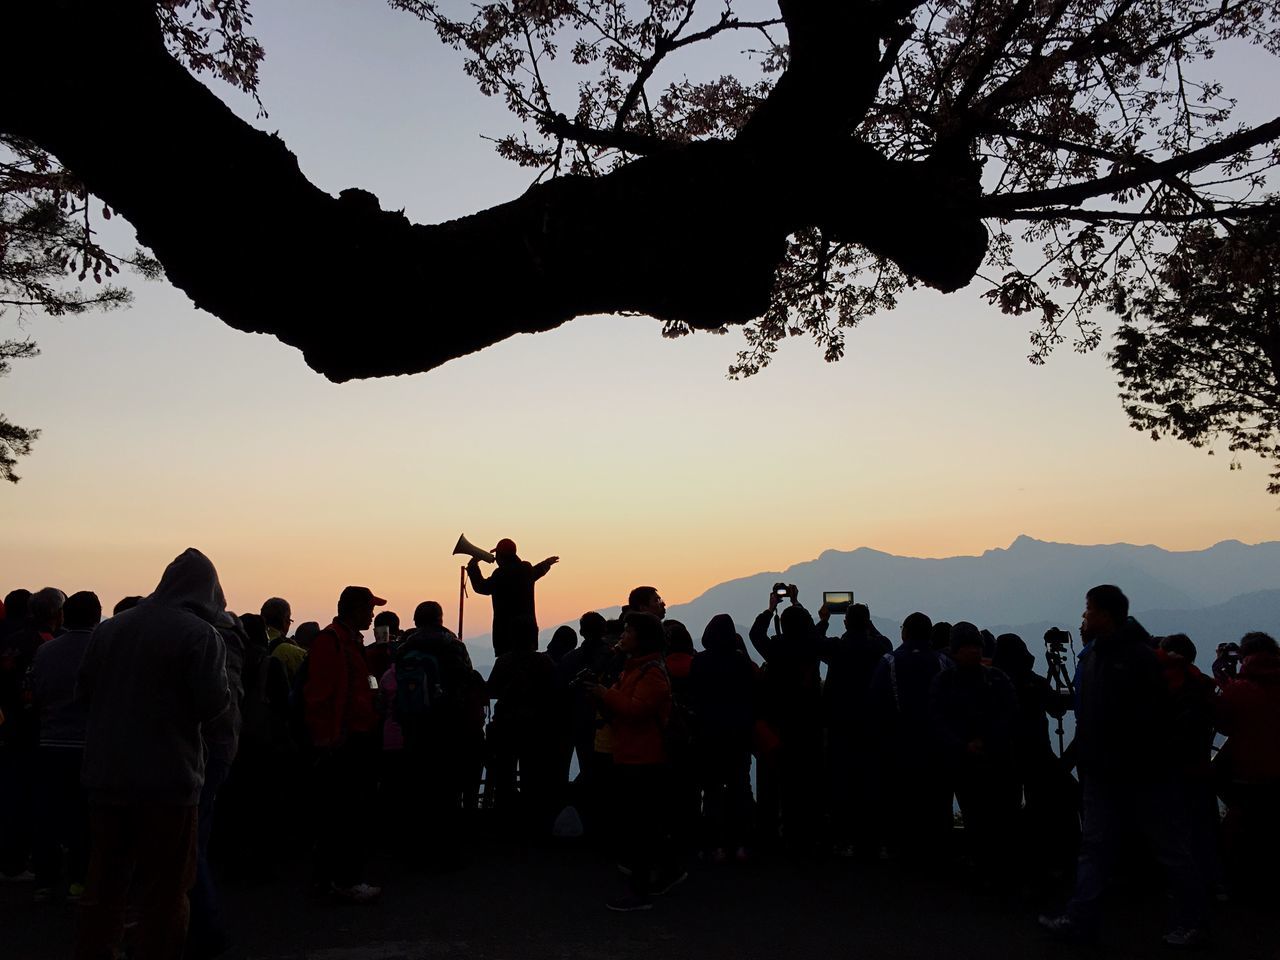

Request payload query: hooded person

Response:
[74,548,230,960]
[690,613,756,860]
[466,538,559,657]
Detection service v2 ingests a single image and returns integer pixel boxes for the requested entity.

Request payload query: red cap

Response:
[493,538,518,556]
[339,586,387,608]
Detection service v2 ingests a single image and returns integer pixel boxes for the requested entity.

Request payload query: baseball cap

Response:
[493,538,518,555]
[339,585,387,608]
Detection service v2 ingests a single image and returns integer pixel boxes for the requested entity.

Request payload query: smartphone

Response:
[823,591,854,614]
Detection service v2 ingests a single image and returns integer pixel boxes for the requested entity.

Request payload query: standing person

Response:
[585,612,684,911]
[749,586,823,851]
[263,597,305,681]
[690,613,755,862]
[30,591,98,902]
[558,612,615,834]
[868,612,949,863]
[627,585,667,621]
[1039,585,1207,947]
[467,539,558,657]
[187,609,246,960]
[304,585,386,903]
[74,549,229,960]
[0,586,61,879]
[929,622,1018,882]
[1214,631,1280,898]
[392,600,478,867]
[816,602,892,859]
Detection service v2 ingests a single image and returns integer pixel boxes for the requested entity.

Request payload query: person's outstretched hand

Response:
[541,556,560,567]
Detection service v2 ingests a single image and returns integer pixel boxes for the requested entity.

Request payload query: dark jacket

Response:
[816,621,892,729]
[1157,649,1217,781]
[690,614,755,747]
[78,548,230,806]
[992,634,1055,771]
[31,627,94,749]
[468,555,553,656]
[869,643,944,765]
[1073,629,1172,782]
[929,664,1017,767]
[0,626,49,750]
[749,607,821,732]
[559,637,617,754]
[204,618,246,765]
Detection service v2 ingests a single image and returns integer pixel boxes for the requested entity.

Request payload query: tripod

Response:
[1045,640,1076,756]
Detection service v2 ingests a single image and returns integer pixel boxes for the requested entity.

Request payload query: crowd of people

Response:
[0,544,1278,958]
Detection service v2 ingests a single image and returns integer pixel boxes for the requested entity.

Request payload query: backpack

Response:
[393,648,445,722]
[287,651,312,750]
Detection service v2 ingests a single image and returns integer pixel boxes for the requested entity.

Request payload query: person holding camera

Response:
[816,602,891,859]
[749,585,823,851]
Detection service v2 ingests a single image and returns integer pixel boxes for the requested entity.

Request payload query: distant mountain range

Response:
[464,536,1280,674]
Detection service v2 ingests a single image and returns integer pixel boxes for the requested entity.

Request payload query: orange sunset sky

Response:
[3,1,1278,636]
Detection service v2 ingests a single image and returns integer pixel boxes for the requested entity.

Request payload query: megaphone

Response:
[453,533,495,564]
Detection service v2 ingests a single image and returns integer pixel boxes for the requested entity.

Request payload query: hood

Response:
[993,633,1034,675]
[702,613,736,653]
[147,548,226,624]
[1240,652,1280,685]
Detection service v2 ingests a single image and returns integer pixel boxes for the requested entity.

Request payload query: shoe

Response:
[33,887,53,903]
[329,882,382,904]
[67,883,86,902]
[1161,927,1205,949]
[1038,913,1095,944]
[652,870,688,896]
[606,895,653,912]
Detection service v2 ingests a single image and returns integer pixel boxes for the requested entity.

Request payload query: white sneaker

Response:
[330,882,382,904]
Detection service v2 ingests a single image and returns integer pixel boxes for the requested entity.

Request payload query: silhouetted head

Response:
[1160,633,1196,662]
[844,603,872,632]
[993,633,1034,675]
[949,621,983,669]
[779,604,814,640]
[150,549,225,624]
[1240,631,1279,658]
[901,612,933,650]
[113,596,143,616]
[494,538,519,567]
[1084,584,1128,637]
[29,587,66,633]
[603,617,625,644]
[337,585,385,631]
[374,610,400,637]
[579,611,607,642]
[621,611,665,657]
[547,625,578,662]
[664,620,695,656]
[240,613,269,649]
[260,597,292,635]
[3,589,31,625]
[702,613,736,653]
[414,601,444,630]
[931,621,952,652]
[63,591,102,631]
[980,629,996,660]
[293,621,321,650]
[628,586,666,621]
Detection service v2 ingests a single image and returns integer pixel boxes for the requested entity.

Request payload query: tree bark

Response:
[0,0,986,381]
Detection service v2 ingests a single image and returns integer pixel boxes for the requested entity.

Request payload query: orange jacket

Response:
[601,652,672,766]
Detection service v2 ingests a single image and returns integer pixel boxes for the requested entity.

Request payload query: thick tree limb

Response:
[0,0,986,381]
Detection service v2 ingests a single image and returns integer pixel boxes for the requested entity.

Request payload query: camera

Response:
[773,582,791,598]
[1217,642,1241,660]
[569,667,598,690]
[823,591,854,615]
[1044,626,1071,650]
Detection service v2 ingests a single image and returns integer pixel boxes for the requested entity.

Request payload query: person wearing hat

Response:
[304,585,386,904]
[466,539,559,657]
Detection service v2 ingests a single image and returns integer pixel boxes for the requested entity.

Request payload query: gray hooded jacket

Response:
[78,548,230,806]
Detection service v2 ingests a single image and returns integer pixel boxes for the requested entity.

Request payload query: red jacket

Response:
[1216,653,1280,783]
[304,620,378,748]
[601,652,671,766]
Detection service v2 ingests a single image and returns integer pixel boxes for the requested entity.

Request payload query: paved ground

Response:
[2,835,1274,960]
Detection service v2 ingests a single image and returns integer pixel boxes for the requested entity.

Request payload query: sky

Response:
[2,1,1279,636]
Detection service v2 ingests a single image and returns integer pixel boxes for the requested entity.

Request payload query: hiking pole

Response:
[458,565,467,639]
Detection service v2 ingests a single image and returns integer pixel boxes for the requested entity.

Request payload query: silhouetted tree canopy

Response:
[2,0,1280,481]
[1112,214,1280,493]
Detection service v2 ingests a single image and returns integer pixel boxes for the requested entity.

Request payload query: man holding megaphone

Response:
[456,536,559,657]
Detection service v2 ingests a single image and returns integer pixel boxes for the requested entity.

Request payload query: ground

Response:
[1,831,1273,960]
